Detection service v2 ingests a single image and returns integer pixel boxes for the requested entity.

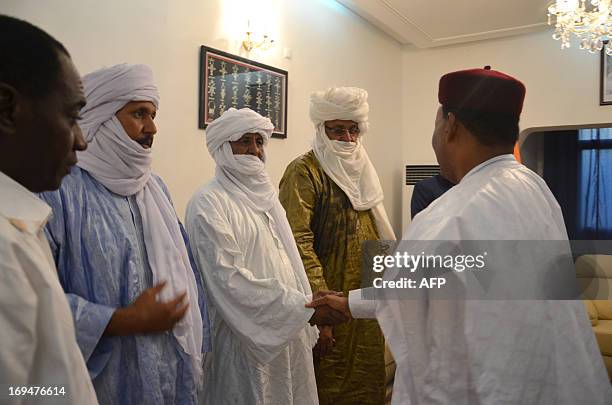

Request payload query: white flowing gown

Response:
[186,178,318,405]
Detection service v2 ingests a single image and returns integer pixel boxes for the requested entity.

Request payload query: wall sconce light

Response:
[242,20,275,52]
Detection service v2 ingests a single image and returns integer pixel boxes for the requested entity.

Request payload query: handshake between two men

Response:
[306,290,353,358]
[306,290,351,326]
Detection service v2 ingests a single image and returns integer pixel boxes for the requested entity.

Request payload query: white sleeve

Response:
[0,257,37,388]
[348,288,377,319]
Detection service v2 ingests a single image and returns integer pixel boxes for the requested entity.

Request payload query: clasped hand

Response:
[307,290,350,326]
[307,290,352,357]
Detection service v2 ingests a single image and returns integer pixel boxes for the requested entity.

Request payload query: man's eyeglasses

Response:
[324,126,360,136]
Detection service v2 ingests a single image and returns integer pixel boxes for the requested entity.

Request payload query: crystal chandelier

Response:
[548,0,612,54]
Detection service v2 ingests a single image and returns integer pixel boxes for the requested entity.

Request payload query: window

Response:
[577,128,612,238]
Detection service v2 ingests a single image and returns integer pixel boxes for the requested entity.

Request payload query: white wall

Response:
[401,30,612,228]
[2,0,404,235]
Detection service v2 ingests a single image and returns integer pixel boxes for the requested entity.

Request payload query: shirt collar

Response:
[461,154,516,183]
[0,171,51,234]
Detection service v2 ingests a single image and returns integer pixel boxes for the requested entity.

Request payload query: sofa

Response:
[576,254,612,379]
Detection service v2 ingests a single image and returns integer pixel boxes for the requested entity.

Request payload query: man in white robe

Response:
[185,107,347,405]
[308,67,612,404]
[0,15,97,404]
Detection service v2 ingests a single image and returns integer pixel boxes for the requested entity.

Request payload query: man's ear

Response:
[445,111,459,142]
[0,83,19,136]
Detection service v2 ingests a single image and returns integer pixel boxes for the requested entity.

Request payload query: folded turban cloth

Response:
[205,107,274,162]
[309,86,370,134]
[80,63,160,142]
[438,66,526,117]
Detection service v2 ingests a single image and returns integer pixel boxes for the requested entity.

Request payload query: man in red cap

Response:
[431,66,527,185]
[307,67,612,404]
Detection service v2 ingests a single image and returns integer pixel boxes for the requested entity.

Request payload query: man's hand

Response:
[313,325,335,358]
[306,294,351,319]
[313,290,344,299]
[308,303,348,326]
[104,281,189,336]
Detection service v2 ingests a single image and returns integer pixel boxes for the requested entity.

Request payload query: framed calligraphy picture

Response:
[601,42,612,105]
[199,46,288,138]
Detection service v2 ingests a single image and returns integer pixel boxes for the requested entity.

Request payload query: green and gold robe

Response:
[280,150,386,405]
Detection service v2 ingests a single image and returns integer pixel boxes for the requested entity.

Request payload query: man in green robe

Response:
[280,86,395,405]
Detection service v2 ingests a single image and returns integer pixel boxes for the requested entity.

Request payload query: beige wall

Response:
[401,30,612,229]
[2,0,404,235]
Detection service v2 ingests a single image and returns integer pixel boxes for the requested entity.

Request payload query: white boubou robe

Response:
[350,155,612,405]
[186,178,318,405]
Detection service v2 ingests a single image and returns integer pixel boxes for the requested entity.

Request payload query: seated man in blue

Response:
[39,63,210,405]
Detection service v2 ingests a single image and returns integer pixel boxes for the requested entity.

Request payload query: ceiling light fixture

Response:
[548,0,612,54]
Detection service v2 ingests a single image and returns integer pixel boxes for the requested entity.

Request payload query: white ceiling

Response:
[337,0,552,48]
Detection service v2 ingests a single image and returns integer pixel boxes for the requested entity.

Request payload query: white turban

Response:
[206,107,274,162]
[309,86,396,240]
[79,63,160,142]
[76,64,204,387]
[205,108,276,211]
[309,86,370,134]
